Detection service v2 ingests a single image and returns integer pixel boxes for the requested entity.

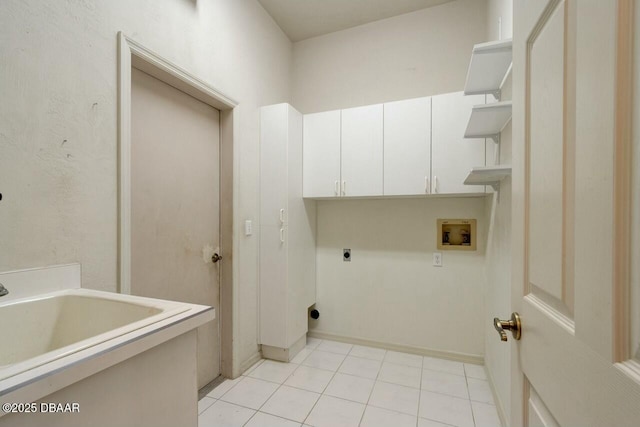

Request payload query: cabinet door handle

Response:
[279,228,285,243]
[342,181,346,196]
[433,176,439,194]
[279,208,285,224]
[334,180,339,196]
[425,177,430,194]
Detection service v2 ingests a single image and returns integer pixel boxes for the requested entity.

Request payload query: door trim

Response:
[612,0,634,363]
[117,32,238,377]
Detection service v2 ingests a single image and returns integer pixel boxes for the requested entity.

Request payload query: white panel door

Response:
[431,92,486,194]
[260,104,288,227]
[303,110,341,198]
[508,1,640,426]
[383,97,431,196]
[131,68,220,389]
[341,104,384,197]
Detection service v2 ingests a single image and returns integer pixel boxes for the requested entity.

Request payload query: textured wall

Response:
[0,0,292,372]
[313,197,488,357]
[291,0,488,113]
[293,0,490,357]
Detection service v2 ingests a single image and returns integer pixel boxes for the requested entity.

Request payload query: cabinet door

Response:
[341,104,383,197]
[260,104,288,226]
[303,110,341,198]
[384,97,431,195]
[259,224,287,348]
[431,92,486,194]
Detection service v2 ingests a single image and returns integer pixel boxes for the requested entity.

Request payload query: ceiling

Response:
[257,0,455,42]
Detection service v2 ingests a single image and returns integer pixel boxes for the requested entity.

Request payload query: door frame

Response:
[117,32,238,378]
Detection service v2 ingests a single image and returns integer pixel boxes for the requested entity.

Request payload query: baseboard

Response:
[262,334,307,362]
[308,330,484,365]
[236,351,262,379]
[485,365,508,427]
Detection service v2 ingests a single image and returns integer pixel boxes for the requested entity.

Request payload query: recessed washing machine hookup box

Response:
[437,219,477,251]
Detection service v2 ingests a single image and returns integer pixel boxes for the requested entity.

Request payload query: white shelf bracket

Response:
[491,182,501,202]
[490,134,501,144]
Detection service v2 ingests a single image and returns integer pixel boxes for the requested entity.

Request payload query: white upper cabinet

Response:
[383,97,431,196]
[431,92,486,194]
[302,92,487,199]
[340,104,383,197]
[303,110,341,198]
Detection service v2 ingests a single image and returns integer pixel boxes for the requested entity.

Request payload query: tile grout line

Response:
[356,347,387,426]
[248,357,314,426]
[421,365,467,378]
[288,343,338,400]
[206,374,244,400]
[238,357,311,426]
[197,397,217,416]
[205,357,301,426]
[245,352,421,397]
[302,347,349,425]
[302,342,356,426]
[416,354,424,427]
[237,377,283,427]
[419,359,483,427]
[464,363,478,427]
[239,340,331,426]
[203,342,489,427]
[199,372,249,422]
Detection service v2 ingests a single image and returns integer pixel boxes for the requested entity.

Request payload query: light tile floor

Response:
[198,339,501,427]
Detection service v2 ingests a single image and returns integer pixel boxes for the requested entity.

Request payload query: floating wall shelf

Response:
[464,165,512,192]
[464,39,512,99]
[464,101,512,142]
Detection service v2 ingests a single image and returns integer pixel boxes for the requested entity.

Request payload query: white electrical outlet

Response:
[433,252,443,267]
[244,220,252,236]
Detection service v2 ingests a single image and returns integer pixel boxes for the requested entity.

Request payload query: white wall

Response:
[313,198,487,357]
[293,0,490,358]
[291,0,488,113]
[483,0,513,424]
[487,0,514,42]
[0,0,292,373]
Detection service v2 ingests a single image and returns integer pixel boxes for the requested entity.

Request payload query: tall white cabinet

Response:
[260,103,316,362]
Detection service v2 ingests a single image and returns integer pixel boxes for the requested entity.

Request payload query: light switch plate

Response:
[244,220,252,236]
[433,252,443,267]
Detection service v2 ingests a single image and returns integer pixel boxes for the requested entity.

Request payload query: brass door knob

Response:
[494,312,521,341]
[211,253,222,263]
